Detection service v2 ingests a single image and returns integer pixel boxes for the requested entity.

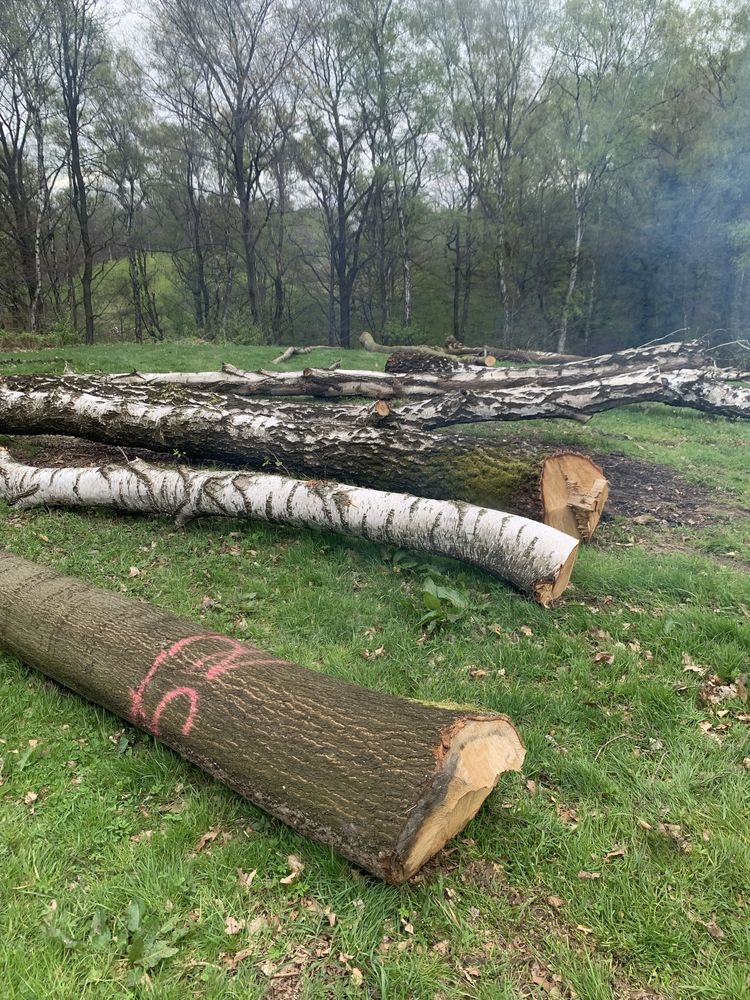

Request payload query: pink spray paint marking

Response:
[130,633,284,737]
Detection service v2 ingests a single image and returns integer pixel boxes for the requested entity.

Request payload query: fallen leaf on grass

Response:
[699,914,725,939]
[547,896,566,909]
[193,827,222,853]
[576,924,593,935]
[578,870,601,880]
[432,939,451,955]
[23,790,38,805]
[603,846,627,862]
[237,868,257,888]
[519,625,533,637]
[700,675,741,706]
[361,646,385,659]
[594,651,615,665]
[225,916,245,935]
[221,946,255,973]
[280,854,305,884]
[658,822,692,854]
[469,669,487,679]
[350,967,364,987]
[681,653,706,676]
[556,804,580,827]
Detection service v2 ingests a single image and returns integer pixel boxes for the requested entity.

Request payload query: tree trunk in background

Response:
[558,188,584,354]
[0,383,609,540]
[0,451,579,605]
[128,247,144,343]
[0,550,524,883]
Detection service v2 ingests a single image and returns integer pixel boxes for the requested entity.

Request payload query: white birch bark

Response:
[32,341,711,400]
[394,367,750,428]
[0,450,579,606]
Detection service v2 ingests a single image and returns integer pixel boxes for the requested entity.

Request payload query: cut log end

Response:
[533,544,578,607]
[392,716,525,883]
[540,452,609,542]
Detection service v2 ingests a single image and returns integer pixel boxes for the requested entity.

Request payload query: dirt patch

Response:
[3,435,182,470]
[592,450,747,528]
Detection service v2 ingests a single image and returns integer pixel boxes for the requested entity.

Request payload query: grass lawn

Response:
[1,343,749,999]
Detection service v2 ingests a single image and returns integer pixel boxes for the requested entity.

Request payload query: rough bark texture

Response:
[0,450,579,604]
[0,384,607,539]
[395,367,750,427]
[359,331,490,365]
[385,351,468,376]
[0,551,524,882]
[39,340,712,402]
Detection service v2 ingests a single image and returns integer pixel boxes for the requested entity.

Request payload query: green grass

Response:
[1,344,749,999]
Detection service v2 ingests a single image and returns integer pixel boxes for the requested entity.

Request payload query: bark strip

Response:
[0,550,525,883]
[0,450,579,604]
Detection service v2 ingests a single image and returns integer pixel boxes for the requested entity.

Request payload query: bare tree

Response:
[153,0,301,333]
[50,0,105,344]
[297,2,376,348]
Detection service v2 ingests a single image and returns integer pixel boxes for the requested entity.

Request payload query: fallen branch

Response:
[0,384,608,540]
[0,549,525,882]
[443,336,584,363]
[272,345,340,365]
[0,449,579,604]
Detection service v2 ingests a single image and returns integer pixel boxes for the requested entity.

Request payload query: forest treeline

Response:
[1,0,749,352]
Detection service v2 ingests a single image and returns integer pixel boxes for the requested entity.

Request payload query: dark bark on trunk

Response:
[0,382,608,539]
[0,550,524,883]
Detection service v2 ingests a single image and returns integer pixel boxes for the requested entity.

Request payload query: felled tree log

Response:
[0,384,608,540]
[0,550,524,882]
[37,340,711,401]
[0,450,579,604]
[444,336,584,363]
[395,367,750,427]
[359,331,493,365]
[43,364,747,427]
[385,350,469,376]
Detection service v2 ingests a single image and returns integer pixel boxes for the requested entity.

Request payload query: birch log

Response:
[0,550,524,882]
[12,341,712,402]
[0,450,579,604]
[0,384,608,540]
[394,367,750,427]
[443,336,585,363]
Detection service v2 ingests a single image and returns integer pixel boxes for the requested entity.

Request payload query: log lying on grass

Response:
[0,450,579,604]
[23,340,717,403]
[444,336,585,363]
[271,344,339,365]
[0,550,525,882]
[0,384,608,540]
[395,367,750,427]
[359,331,494,365]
